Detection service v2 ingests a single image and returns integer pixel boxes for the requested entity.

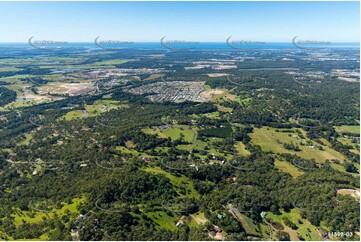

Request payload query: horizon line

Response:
[0,41,360,44]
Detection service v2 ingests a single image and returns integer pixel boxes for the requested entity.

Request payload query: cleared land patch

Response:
[143,125,194,143]
[145,210,177,231]
[337,189,360,199]
[235,141,251,156]
[266,209,323,241]
[144,166,200,199]
[38,82,95,96]
[250,127,348,164]
[94,59,129,66]
[60,100,129,121]
[334,125,360,135]
[274,160,304,178]
[12,196,85,228]
[338,137,360,155]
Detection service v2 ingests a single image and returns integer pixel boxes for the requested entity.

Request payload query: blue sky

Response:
[0,1,359,43]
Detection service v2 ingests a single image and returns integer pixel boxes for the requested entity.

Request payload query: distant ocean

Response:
[0,42,359,51]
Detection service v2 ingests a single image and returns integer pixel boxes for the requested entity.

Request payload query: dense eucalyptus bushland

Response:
[0,48,359,240]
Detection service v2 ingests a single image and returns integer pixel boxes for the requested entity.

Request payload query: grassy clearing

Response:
[154,147,170,153]
[144,167,200,199]
[240,97,252,103]
[266,209,323,241]
[350,149,359,155]
[238,212,259,236]
[0,67,20,72]
[115,146,140,155]
[0,100,48,111]
[144,74,164,81]
[194,138,224,156]
[94,59,129,66]
[190,212,208,225]
[125,141,135,149]
[250,127,347,164]
[215,104,232,113]
[210,91,241,103]
[145,212,202,231]
[235,142,250,156]
[11,196,84,240]
[177,138,232,161]
[338,137,356,146]
[0,230,13,240]
[13,197,85,228]
[0,57,83,66]
[188,216,201,228]
[143,126,194,143]
[60,100,129,121]
[145,211,177,231]
[18,133,33,146]
[334,125,360,135]
[163,126,194,143]
[37,82,94,95]
[259,223,272,240]
[338,137,360,155]
[62,110,85,121]
[0,74,32,80]
[86,100,128,115]
[337,189,360,200]
[191,112,220,120]
[142,127,163,137]
[274,160,304,178]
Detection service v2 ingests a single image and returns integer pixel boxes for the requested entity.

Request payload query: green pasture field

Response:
[144,166,200,199]
[334,125,360,135]
[250,127,348,164]
[274,160,304,178]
